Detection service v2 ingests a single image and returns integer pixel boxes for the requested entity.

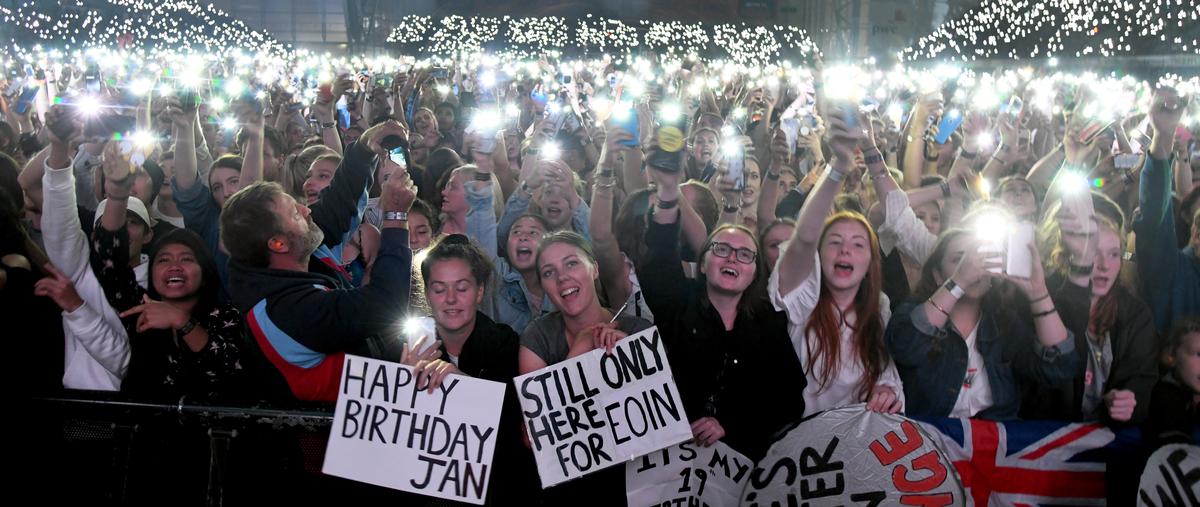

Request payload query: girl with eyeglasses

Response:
[771,113,905,416]
[638,162,805,460]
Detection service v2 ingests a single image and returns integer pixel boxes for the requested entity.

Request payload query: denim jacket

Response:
[885,300,1080,420]
[488,257,555,334]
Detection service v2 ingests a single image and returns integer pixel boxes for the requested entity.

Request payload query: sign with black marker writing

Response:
[1138,444,1200,507]
[626,441,753,507]
[741,405,966,506]
[323,355,506,505]
[515,326,692,488]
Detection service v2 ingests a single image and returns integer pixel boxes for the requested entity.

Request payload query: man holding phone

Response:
[221,120,436,402]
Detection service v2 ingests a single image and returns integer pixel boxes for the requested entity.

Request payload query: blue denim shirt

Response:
[885,300,1080,420]
[488,257,556,334]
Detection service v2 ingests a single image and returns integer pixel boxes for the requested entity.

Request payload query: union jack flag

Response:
[916,418,1132,506]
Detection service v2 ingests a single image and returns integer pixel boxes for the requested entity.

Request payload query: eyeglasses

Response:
[709,241,757,264]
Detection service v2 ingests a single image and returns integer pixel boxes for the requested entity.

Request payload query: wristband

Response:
[940,180,952,198]
[928,299,951,317]
[473,171,492,182]
[944,279,965,299]
[320,121,336,129]
[1029,292,1051,305]
[1032,307,1058,319]
[722,203,740,214]
[177,318,198,336]
[863,151,885,166]
[959,150,978,160]
[383,211,409,221]
[826,167,846,182]
[766,171,781,180]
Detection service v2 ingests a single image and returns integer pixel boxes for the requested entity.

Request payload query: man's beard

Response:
[288,218,325,260]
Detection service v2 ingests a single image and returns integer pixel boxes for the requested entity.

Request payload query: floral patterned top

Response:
[91,224,244,399]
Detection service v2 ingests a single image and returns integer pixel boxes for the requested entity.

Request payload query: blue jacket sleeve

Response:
[311,141,375,248]
[885,302,943,369]
[1133,154,1200,332]
[465,182,498,260]
[172,176,219,241]
[1006,309,1080,387]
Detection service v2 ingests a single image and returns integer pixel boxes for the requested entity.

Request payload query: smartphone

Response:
[389,145,408,170]
[85,66,101,94]
[13,85,39,115]
[430,68,449,79]
[781,118,800,155]
[374,74,393,89]
[405,317,438,354]
[1002,95,1024,120]
[84,115,136,139]
[934,109,965,145]
[724,143,746,190]
[611,104,639,148]
[1078,119,1117,144]
[560,74,572,85]
[1005,222,1035,279]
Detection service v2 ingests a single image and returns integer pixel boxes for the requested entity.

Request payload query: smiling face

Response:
[507,216,546,272]
[426,258,484,337]
[302,158,339,205]
[152,242,203,300]
[703,228,759,295]
[539,242,599,318]
[818,219,873,294]
[1090,223,1122,299]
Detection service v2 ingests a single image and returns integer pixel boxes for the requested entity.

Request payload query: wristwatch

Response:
[384,211,409,222]
[320,121,337,129]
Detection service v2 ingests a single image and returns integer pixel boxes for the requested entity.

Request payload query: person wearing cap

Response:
[90,142,244,399]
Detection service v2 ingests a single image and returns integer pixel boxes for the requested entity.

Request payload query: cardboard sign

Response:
[741,405,966,506]
[1138,444,1200,507]
[323,355,506,505]
[626,441,754,507]
[516,326,693,488]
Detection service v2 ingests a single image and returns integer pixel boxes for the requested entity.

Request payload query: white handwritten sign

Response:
[626,441,753,507]
[323,355,506,504]
[515,326,693,487]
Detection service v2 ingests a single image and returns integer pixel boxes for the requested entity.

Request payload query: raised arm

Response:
[590,129,635,308]
[776,112,860,295]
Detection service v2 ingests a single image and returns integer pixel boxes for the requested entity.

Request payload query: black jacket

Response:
[640,219,807,461]
[432,312,538,506]
[228,142,412,402]
[1020,274,1159,425]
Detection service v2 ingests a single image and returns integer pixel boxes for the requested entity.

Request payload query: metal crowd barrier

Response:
[18,391,391,507]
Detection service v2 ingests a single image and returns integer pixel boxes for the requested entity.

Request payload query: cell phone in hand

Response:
[934,109,965,145]
[724,142,746,190]
[405,317,438,354]
[1005,222,1035,279]
[611,104,639,148]
[13,85,39,115]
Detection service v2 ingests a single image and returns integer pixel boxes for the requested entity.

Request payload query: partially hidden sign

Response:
[626,441,754,507]
[515,326,693,488]
[741,405,966,506]
[323,354,506,505]
[1138,443,1200,507]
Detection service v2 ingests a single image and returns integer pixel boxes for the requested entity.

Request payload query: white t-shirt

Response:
[949,326,993,418]
[769,243,904,416]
